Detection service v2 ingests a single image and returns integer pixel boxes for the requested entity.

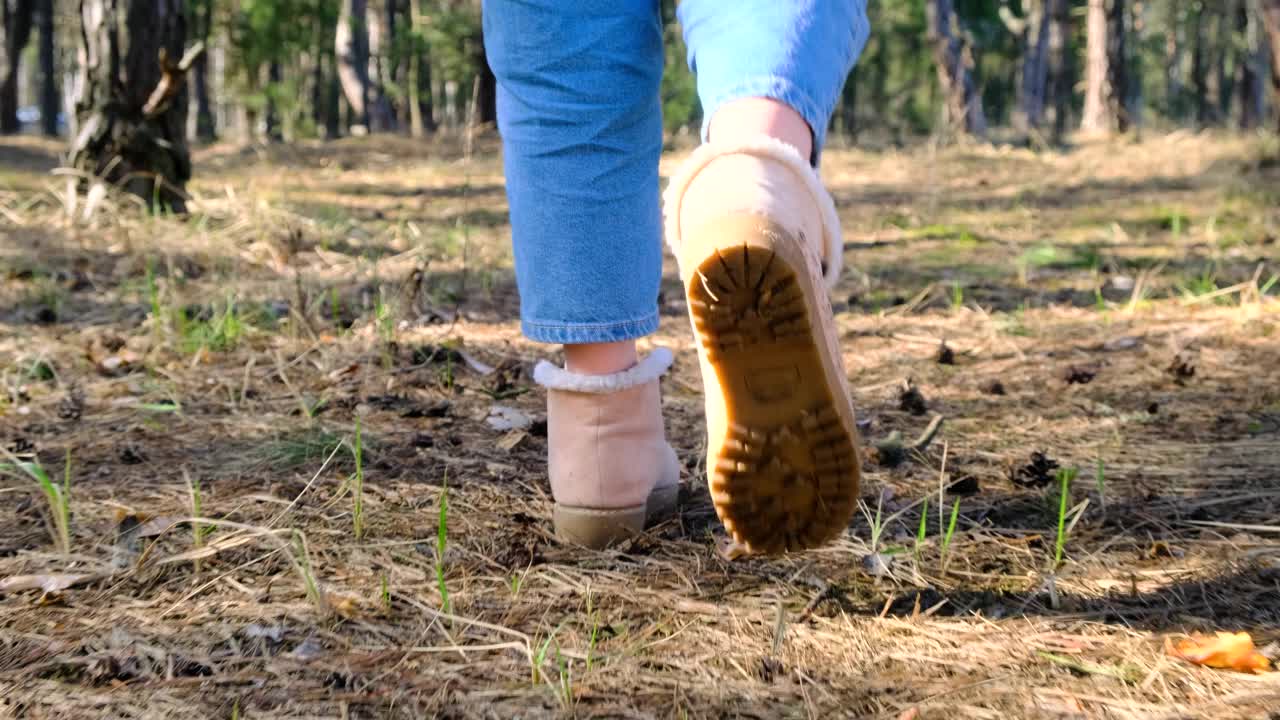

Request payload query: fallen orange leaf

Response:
[1166,632,1272,674]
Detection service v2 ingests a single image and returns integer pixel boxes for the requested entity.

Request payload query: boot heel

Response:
[553,504,647,548]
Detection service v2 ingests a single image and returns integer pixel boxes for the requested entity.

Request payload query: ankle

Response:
[709,97,814,161]
[564,341,638,375]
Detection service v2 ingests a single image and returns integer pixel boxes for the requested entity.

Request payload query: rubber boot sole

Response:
[686,217,860,554]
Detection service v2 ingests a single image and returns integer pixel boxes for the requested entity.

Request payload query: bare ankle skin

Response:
[564,340,639,375]
[708,97,814,159]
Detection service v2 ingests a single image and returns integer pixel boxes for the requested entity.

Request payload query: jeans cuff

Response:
[697,76,830,165]
[521,312,661,345]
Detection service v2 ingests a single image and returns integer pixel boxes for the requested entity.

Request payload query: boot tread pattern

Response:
[689,243,859,554]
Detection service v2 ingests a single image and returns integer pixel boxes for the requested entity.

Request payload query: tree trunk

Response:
[336,0,371,131]
[1,0,35,134]
[1047,0,1072,141]
[1128,0,1144,127]
[35,0,55,136]
[264,60,282,142]
[1264,0,1280,130]
[311,50,324,135]
[1166,1,1185,121]
[1011,0,1051,132]
[1191,2,1210,126]
[69,0,193,211]
[407,0,422,139]
[1238,0,1265,129]
[1108,0,1130,132]
[366,3,393,130]
[925,0,987,136]
[840,65,858,143]
[192,0,214,141]
[1081,0,1110,132]
[325,51,342,138]
[1214,1,1234,121]
[385,0,402,129]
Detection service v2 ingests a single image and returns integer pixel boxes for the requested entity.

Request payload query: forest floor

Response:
[1,131,1279,719]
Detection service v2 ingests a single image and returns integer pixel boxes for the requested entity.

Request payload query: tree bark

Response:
[1127,0,1144,127]
[406,0,434,137]
[1214,1,1234,121]
[1191,2,1210,126]
[1010,0,1051,132]
[264,60,282,142]
[1264,0,1280,131]
[192,0,215,141]
[1238,0,1265,129]
[366,2,393,130]
[926,0,987,136]
[1108,0,1130,132]
[310,49,324,135]
[69,0,194,211]
[1166,0,1185,120]
[1082,0,1132,133]
[1,0,35,133]
[384,0,402,129]
[336,0,371,131]
[35,0,55,136]
[1081,0,1110,132]
[839,65,858,143]
[1047,0,1072,141]
[325,51,342,138]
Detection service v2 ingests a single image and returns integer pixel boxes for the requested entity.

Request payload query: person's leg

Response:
[484,0,664,357]
[484,0,679,548]
[665,1,870,554]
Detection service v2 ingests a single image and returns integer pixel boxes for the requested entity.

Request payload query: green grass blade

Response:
[1054,468,1076,569]
[915,497,929,559]
[436,473,450,615]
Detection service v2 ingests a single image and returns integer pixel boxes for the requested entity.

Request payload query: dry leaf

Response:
[0,573,102,594]
[156,532,259,565]
[1166,632,1273,674]
[327,363,359,380]
[496,429,526,451]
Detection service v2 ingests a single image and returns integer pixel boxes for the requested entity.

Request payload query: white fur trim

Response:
[663,136,845,288]
[534,347,674,394]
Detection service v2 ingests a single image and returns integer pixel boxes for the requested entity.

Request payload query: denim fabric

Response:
[483,0,868,345]
[678,0,870,161]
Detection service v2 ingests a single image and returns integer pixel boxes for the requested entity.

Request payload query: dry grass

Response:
[2,131,1279,719]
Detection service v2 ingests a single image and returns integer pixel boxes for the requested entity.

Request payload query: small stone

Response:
[861,552,893,577]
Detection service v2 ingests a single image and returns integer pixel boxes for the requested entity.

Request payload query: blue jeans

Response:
[483,0,869,345]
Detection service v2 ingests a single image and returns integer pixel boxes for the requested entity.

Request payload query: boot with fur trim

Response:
[533,348,681,548]
[664,138,862,555]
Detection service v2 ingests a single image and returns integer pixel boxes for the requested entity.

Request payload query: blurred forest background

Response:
[1,1,1279,191]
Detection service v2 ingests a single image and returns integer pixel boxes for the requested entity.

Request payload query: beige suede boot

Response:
[533,349,681,549]
[664,138,862,555]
